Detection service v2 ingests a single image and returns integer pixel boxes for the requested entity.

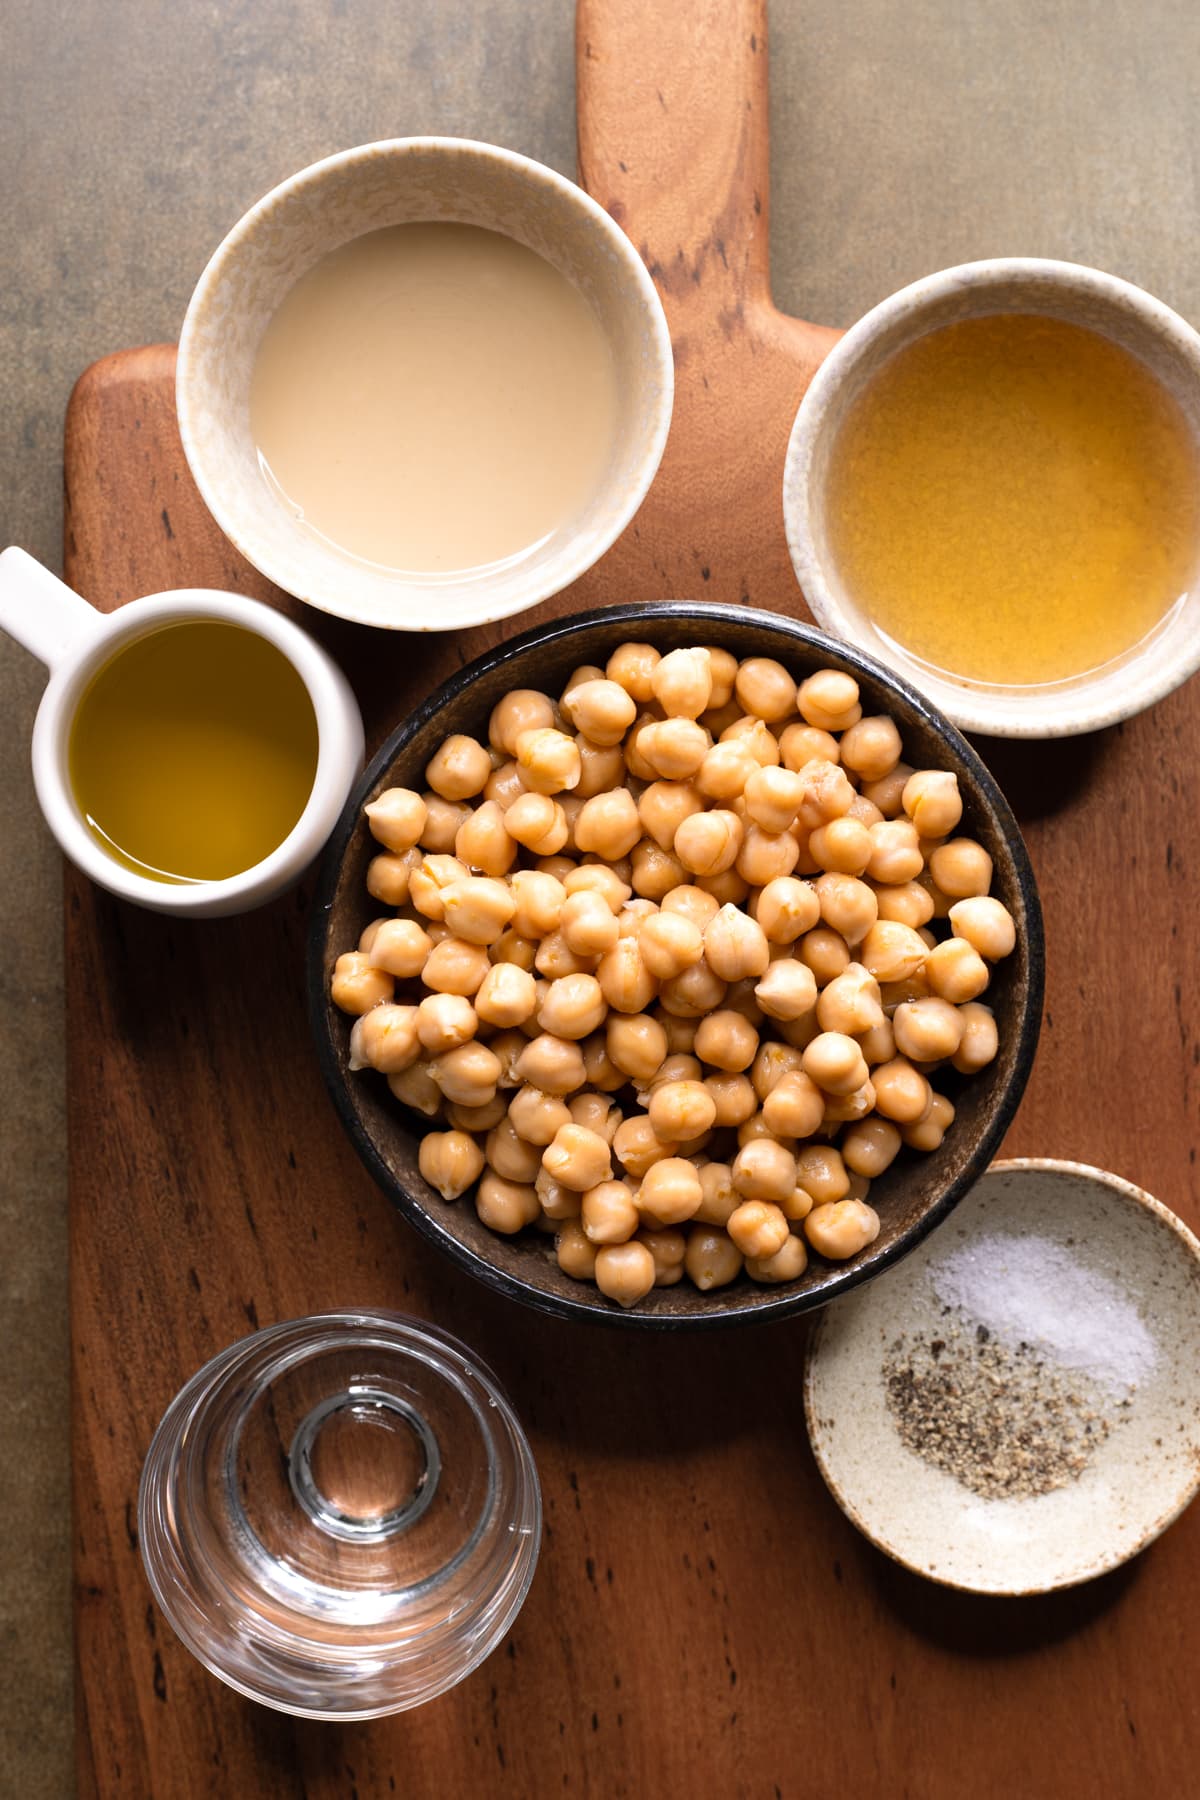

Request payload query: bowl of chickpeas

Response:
[309,603,1043,1325]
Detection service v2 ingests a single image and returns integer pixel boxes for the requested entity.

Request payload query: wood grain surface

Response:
[66,2,1200,1795]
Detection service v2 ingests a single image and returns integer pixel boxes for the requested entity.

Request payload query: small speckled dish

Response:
[805,1159,1200,1593]
[177,137,673,631]
[783,258,1200,738]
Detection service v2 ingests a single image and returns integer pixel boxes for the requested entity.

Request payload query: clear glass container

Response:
[138,1311,541,1719]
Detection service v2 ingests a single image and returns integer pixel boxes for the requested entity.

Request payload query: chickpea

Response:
[484,759,527,810]
[416,993,477,1056]
[447,1095,508,1134]
[538,1165,584,1217]
[488,930,538,974]
[485,1115,543,1183]
[431,1040,502,1107]
[576,1031,625,1095]
[658,958,728,1018]
[348,1003,420,1075]
[484,1030,527,1088]
[702,1071,757,1128]
[653,1008,698,1054]
[684,1225,744,1290]
[612,1113,672,1179]
[859,761,911,820]
[367,918,433,980]
[817,964,886,1037]
[951,1001,999,1075]
[453,799,517,877]
[693,1008,759,1073]
[419,795,473,854]
[674,809,742,877]
[440,877,516,946]
[559,891,620,959]
[804,1199,880,1260]
[814,872,878,947]
[902,1091,956,1151]
[564,864,631,912]
[623,711,662,782]
[634,717,711,780]
[840,715,902,782]
[948,896,1016,961]
[502,792,565,857]
[594,1241,657,1307]
[696,738,759,802]
[651,646,713,718]
[365,786,427,853]
[860,919,929,984]
[424,738,487,805]
[822,1078,877,1123]
[606,640,660,702]
[730,1136,797,1204]
[698,645,736,709]
[514,1033,587,1096]
[581,1178,640,1245]
[556,1218,598,1279]
[515,727,582,795]
[631,910,702,984]
[417,1129,485,1202]
[472,963,535,1030]
[565,678,638,746]
[796,669,860,732]
[488,689,555,757]
[866,819,924,886]
[761,1069,825,1140]
[903,769,963,839]
[929,837,993,900]
[779,722,839,771]
[858,1017,896,1067]
[631,839,688,902]
[735,656,796,722]
[846,794,885,829]
[535,973,607,1042]
[925,937,990,1003]
[388,1061,443,1117]
[719,717,780,772]
[409,853,469,921]
[737,824,800,887]
[698,904,767,983]
[504,871,562,941]
[753,959,818,1024]
[655,887,716,937]
[567,1093,621,1143]
[366,849,421,907]
[637,1156,703,1225]
[607,1012,669,1082]
[639,780,705,851]
[331,951,394,1016]
[727,1197,791,1258]
[696,867,751,908]
[617,899,658,939]
[575,736,627,800]
[798,926,851,986]
[597,935,658,1013]
[754,876,820,945]
[742,766,805,833]
[702,698,745,738]
[648,1080,717,1143]
[874,879,935,929]
[567,789,639,864]
[809,815,873,876]
[840,1117,902,1179]
[506,1084,570,1147]
[893,996,964,1063]
[476,1170,540,1235]
[542,1122,613,1192]
[802,1031,870,1096]
[745,1235,809,1283]
[639,1226,688,1286]
[871,1057,932,1124]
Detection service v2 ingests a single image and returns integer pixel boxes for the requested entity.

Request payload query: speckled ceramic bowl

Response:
[783,258,1200,738]
[805,1159,1200,1592]
[308,601,1044,1329]
[177,137,673,631]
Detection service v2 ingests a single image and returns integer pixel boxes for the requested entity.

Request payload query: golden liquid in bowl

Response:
[825,313,1200,685]
[251,222,619,576]
[69,622,318,883]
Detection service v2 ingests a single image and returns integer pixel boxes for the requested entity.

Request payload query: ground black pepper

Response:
[883,1307,1131,1500]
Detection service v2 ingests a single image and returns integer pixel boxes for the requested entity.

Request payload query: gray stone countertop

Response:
[3,2,1198,1793]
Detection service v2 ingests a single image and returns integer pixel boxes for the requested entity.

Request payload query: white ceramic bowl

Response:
[783,258,1200,737]
[804,1159,1200,1594]
[177,137,674,632]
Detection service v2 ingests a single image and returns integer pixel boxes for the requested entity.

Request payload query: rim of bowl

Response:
[802,1156,1200,1594]
[177,136,675,633]
[307,600,1045,1330]
[782,256,1200,739]
[35,589,363,915]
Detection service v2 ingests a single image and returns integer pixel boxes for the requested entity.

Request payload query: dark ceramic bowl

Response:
[308,602,1044,1329]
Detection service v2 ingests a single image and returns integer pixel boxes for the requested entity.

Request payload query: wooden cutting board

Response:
[66,1,1200,1794]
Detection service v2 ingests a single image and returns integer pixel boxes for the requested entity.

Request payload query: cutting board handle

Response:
[576,0,772,321]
